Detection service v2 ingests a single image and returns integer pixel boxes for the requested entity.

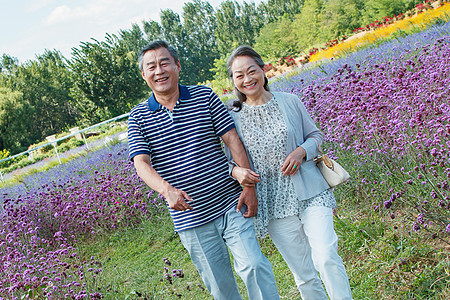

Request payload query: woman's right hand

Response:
[231,166,261,186]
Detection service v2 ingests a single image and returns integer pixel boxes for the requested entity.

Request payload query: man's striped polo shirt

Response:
[128,84,242,232]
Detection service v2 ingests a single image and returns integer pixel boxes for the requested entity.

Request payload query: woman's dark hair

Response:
[226,45,270,111]
[138,40,179,71]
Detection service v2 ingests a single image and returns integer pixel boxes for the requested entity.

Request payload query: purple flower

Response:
[416,213,424,224]
[384,200,393,209]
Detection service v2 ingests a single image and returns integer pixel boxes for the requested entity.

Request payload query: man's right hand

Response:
[133,154,193,211]
[165,187,194,211]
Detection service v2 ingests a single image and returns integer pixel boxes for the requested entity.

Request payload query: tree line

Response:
[0,0,424,155]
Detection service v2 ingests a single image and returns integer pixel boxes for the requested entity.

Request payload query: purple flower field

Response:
[0,144,165,299]
[273,25,450,236]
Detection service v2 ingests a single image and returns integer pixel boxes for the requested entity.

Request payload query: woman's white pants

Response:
[267,206,352,300]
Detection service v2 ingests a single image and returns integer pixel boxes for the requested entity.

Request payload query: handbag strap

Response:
[315,146,334,169]
[321,154,334,169]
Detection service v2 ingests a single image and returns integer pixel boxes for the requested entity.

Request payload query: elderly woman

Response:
[225,45,352,300]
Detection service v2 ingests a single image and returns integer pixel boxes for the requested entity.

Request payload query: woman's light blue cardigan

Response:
[227,91,330,201]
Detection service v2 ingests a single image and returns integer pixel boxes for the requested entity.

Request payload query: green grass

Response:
[332,188,450,300]
[78,213,202,300]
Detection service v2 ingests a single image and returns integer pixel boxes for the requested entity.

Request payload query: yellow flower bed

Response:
[309,3,450,63]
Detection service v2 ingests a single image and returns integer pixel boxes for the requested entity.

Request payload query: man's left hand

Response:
[236,186,257,217]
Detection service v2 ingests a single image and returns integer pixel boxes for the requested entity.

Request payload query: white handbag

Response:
[314,153,350,188]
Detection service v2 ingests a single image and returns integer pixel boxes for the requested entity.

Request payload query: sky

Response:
[1,0,260,64]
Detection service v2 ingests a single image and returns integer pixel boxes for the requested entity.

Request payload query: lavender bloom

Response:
[417,213,425,225]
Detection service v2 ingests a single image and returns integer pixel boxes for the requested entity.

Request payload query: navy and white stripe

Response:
[128,85,242,232]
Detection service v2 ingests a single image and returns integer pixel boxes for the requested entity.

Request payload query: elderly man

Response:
[127,40,279,300]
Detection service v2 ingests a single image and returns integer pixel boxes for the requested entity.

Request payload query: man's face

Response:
[141,47,181,96]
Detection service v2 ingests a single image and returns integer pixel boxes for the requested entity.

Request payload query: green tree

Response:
[0,88,28,153]
[159,9,187,52]
[142,20,163,41]
[362,0,407,24]
[260,0,305,22]
[322,0,365,39]
[255,16,298,60]
[69,35,147,123]
[158,8,198,85]
[22,51,78,136]
[215,1,265,55]
[182,0,219,84]
[0,51,78,153]
[291,0,325,50]
[119,23,147,54]
[404,0,424,11]
[0,54,19,77]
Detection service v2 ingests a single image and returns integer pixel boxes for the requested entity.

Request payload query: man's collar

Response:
[147,85,191,111]
[179,85,191,100]
[147,94,160,111]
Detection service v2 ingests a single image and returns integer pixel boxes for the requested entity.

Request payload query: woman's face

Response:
[230,55,265,101]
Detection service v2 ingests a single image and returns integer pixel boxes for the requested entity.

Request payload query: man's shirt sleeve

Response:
[208,90,236,137]
[127,112,151,161]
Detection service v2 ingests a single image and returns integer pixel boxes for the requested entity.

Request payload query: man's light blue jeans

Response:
[178,205,280,300]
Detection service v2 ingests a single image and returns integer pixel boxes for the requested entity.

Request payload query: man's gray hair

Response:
[138,40,179,71]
